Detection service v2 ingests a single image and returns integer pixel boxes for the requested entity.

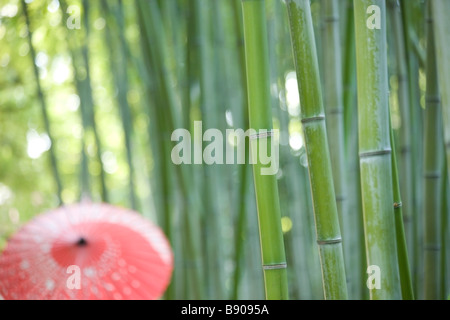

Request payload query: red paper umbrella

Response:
[0,203,173,300]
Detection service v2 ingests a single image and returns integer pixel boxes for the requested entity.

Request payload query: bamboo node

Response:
[400,146,411,154]
[317,238,342,246]
[324,16,339,23]
[262,263,287,270]
[424,245,441,251]
[425,96,441,104]
[301,115,325,124]
[424,172,441,179]
[393,202,402,209]
[249,130,275,140]
[397,74,408,82]
[328,108,344,115]
[359,149,391,158]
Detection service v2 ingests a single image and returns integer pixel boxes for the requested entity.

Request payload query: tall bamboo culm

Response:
[387,0,414,300]
[389,115,414,300]
[321,0,351,297]
[353,0,401,299]
[423,3,443,300]
[431,0,450,301]
[343,0,367,300]
[21,0,63,204]
[241,0,289,300]
[387,0,414,271]
[286,0,348,300]
[399,1,424,298]
[432,0,450,185]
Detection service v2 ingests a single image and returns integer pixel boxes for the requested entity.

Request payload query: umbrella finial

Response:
[76,237,88,247]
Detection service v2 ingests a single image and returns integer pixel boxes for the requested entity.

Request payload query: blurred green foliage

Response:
[0,0,154,239]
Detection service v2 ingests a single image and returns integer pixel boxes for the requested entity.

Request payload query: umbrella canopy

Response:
[0,203,173,300]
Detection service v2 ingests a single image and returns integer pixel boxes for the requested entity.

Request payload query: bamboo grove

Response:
[0,0,449,300]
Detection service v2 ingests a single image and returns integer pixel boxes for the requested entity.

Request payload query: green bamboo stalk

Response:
[231,158,250,299]
[432,0,450,186]
[388,0,414,268]
[343,0,357,145]
[136,0,185,298]
[265,0,308,300]
[353,0,401,300]
[285,0,347,300]
[196,0,227,299]
[298,165,325,300]
[267,0,303,299]
[100,0,138,210]
[137,60,176,298]
[73,77,91,200]
[279,162,313,299]
[342,0,367,300]
[321,0,352,297]
[136,0,205,298]
[400,1,424,297]
[389,112,414,300]
[58,16,91,199]
[243,187,265,299]
[441,161,449,300]
[241,0,289,300]
[135,31,177,297]
[230,0,251,300]
[134,0,171,241]
[59,0,108,202]
[423,7,443,299]
[156,1,189,299]
[409,28,426,70]
[81,0,108,203]
[21,0,63,205]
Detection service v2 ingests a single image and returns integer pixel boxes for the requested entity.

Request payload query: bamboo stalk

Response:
[58,2,91,199]
[134,0,171,243]
[197,0,228,299]
[131,0,173,296]
[101,0,138,210]
[137,36,177,298]
[342,0,367,300]
[268,0,314,299]
[139,0,209,299]
[80,0,109,203]
[241,0,289,300]
[423,6,443,299]
[353,0,401,300]
[343,0,357,146]
[388,0,414,269]
[321,0,352,297]
[400,1,424,297]
[230,0,251,300]
[244,187,265,299]
[432,0,450,188]
[21,0,63,205]
[173,0,203,299]
[441,161,449,299]
[409,28,426,70]
[389,112,414,300]
[59,0,109,202]
[285,0,348,300]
